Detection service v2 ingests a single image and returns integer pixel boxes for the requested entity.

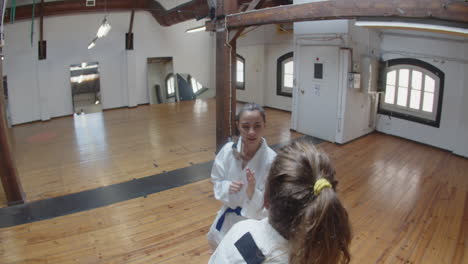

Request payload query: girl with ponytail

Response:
[209,139,352,264]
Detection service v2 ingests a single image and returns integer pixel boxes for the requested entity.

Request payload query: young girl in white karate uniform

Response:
[207,103,277,250]
[209,139,352,264]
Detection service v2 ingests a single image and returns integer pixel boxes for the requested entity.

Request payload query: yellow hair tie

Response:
[314,179,332,196]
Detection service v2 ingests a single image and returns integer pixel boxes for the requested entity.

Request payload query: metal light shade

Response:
[97,18,112,38]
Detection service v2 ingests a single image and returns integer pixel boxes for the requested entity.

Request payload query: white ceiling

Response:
[156,0,191,10]
[379,29,468,42]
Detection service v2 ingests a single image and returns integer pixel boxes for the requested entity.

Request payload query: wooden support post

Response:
[215,0,238,152]
[228,0,266,43]
[0,56,25,206]
[230,40,237,137]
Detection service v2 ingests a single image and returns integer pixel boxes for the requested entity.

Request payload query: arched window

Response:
[277,52,294,97]
[188,75,203,94]
[236,55,245,90]
[379,58,444,127]
[165,73,175,98]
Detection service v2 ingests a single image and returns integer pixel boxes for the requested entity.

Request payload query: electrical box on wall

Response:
[86,0,96,7]
[348,73,361,89]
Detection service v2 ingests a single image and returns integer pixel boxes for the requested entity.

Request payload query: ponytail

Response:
[290,187,351,264]
[266,139,352,264]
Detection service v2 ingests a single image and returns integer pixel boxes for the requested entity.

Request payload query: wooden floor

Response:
[1,100,467,263]
[1,98,301,207]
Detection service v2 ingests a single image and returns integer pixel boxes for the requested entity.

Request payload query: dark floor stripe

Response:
[0,135,323,228]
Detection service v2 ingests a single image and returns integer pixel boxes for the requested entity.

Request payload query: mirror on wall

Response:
[147,57,214,104]
[70,62,102,114]
[147,57,175,104]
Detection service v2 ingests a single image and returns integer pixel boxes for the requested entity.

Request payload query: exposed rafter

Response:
[4,0,208,27]
[3,0,291,27]
[225,0,468,29]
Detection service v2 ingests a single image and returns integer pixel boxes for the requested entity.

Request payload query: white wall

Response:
[237,25,294,111]
[291,19,386,143]
[292,0,350,36]
[376,33,468,155]
[337,24,382,143]
[3,11,214,125]
[453,57,468,157]
[264,44,294,111]
[237,45,265,105]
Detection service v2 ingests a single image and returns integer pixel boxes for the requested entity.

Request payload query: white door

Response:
[296,46,340,142]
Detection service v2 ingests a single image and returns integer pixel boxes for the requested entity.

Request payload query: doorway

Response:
[69,62,102,115]
[294,46,340,142]
[147,57,174,104]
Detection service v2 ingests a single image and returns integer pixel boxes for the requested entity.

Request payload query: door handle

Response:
[300,89,305,94]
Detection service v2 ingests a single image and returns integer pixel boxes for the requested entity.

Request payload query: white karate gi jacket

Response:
[209,218,288,264]
[207,138,276,249]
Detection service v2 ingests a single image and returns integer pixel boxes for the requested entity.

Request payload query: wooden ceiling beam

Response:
[3,0,210,27]
[225,0,468,29]
[229,0,267,43]
[4,0,144,22]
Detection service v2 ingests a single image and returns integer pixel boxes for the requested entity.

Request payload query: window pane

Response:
[284,74,293,88]
[237,60,244,72]
[284,61,293,74]
[385,85,395,104]
[237,72,244,83]
[168,78,175,94]
[410,90,421,109]
[425,76,435,93]
[423,92,434,112]
[397,87,408,106]
[412,71,422,90]
[399,69,409,87]
[387,70,396,86]
[191,79,197,93]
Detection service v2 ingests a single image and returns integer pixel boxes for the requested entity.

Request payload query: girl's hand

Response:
[246,168,256,200]
[229,181,244,194]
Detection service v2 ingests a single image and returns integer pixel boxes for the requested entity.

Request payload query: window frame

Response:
[165,73,175,99]
[276,52,294,97]
[236,54,245,90]
[378,58,445,128]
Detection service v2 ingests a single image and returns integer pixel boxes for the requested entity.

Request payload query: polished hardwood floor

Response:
[1,99,301,207]
[1,99,467,264]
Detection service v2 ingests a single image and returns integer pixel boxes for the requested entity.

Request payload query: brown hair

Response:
[265,139,351,264]
[235,103,266,123]
[232,103,266,160]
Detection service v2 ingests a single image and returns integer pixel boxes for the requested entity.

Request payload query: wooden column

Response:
[215,0,238,152]
[0,56,25,206]
[230,40,237,137]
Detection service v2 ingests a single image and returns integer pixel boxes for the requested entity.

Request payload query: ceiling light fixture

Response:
[97,17,111,38]
[87,0,111,49]
[354,20,468,36]
[185,25,206,33]
[87,37,97,49]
